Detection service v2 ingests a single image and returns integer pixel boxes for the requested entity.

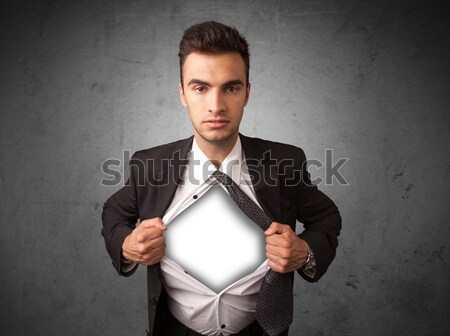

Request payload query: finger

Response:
[266,243,289,258]
[133,237,166,263]
[148,236,166,250]
[135,227,165,243]
[264,222,292,236]
[267,243,306,272]
[146,227,166,240]
[266,252,283,267]
[140,218,167,231]
[264,222,279,235]
[266,234,293,248]
[140,244,166,265]
[136,234,165,251]
[267,257,290,273]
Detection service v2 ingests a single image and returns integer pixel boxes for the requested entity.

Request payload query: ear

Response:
[244,82,251,107]
[179,84,187,107]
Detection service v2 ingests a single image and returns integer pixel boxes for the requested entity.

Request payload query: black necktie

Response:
[212,170,293,336]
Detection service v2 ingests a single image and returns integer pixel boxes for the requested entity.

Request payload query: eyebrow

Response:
[187,79,245,87]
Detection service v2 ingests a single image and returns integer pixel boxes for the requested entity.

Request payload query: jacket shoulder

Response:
[131,136,193,161]
[240,134,307,161]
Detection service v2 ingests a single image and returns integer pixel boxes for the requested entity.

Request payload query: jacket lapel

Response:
[240,134,282,221]
[155,136,194,217]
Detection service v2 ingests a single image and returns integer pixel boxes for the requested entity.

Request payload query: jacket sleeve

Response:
[296,148,342,282]
[101,154,140,276]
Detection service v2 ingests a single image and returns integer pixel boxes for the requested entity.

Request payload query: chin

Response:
[201,131,237,144]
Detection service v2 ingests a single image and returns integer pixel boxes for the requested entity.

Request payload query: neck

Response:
[194,133,239,169]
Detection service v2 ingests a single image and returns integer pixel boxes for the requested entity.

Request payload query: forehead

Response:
[182,52,246,85]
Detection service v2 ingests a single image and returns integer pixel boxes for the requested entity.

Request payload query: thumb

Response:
[140,217,167,231]
[265,222,289,235]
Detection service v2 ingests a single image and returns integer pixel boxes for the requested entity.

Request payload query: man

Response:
[102,21,341,336]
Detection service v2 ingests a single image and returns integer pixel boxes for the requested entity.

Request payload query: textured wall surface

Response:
[1,0,449,335]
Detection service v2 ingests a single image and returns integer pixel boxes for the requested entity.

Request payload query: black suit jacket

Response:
[102,134,341,336]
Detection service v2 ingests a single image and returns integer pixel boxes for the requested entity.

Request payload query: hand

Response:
[265,222,308,273]
[121,217,167,266]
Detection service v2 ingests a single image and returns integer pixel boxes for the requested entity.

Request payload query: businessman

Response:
[102,21,341,336]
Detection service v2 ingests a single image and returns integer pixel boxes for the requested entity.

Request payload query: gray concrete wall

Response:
[1,0,449,335]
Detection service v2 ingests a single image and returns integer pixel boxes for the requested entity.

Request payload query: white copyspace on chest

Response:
[164,185,266,293]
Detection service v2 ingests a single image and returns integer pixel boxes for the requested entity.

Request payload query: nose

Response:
[208,89,225,113]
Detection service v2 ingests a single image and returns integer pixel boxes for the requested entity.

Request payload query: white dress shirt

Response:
[160,137,269,336]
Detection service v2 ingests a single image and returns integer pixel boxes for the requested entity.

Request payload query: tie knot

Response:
[211,170,233,186]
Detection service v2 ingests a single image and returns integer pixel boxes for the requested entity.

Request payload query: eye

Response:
[194,86,206,93]
[225,86,239,93]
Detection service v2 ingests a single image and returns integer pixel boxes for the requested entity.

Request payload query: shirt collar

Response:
[189,137,243,186]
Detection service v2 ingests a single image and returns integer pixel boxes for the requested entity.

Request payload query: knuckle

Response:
[147,259,155,266]
[281,240,291,249]
[136,234,146,243]
[137,245,148,254]
[279,259,289,267]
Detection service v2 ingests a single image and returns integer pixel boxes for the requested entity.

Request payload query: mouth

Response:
[204,119,230,129]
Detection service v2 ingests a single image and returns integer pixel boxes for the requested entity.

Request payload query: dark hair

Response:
[178,21,250,86]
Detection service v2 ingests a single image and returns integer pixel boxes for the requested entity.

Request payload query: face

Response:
[179,52,250,149]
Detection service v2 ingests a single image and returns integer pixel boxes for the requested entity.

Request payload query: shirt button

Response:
[221,324,226,328]
[193,195,198,199]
